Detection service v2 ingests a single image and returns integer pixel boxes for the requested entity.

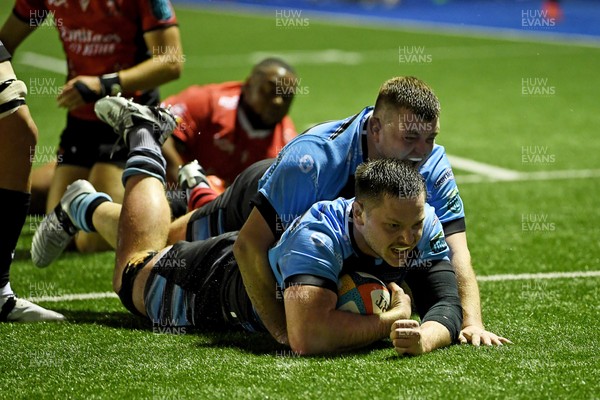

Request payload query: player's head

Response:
[352,158,427,267]
[241,58,297,128]
[369,76,441,168]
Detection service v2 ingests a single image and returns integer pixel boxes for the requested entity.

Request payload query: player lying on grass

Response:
[0,41,64,321]
[32,76,511,346]
[34,97,462,354]
[170,76,511,347]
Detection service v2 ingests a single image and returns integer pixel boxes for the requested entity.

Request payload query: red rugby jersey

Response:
[13,0,177,120]
[163,82,297,185]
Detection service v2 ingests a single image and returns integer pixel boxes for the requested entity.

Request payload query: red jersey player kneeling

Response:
[162,58,298,210]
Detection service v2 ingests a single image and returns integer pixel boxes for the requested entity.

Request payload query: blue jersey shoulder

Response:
[258,108,371,229]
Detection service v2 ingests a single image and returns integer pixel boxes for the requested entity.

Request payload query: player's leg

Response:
[0,56,63,321]
[170,158,274,244]
[114,174,170,292]
[31,95,177,268]
[29,161,56,215]
[135,232,258,330]
[73,162,124,253]
[45,164,89,213]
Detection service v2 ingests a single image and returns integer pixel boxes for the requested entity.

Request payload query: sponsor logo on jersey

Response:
[447,188,462,214]
[429,231,448,254]
[433,167,454,190]
[299,154,314,173]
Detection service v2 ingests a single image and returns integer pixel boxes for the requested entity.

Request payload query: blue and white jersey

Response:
[258,108,369,230]
[257,107,465,234]
[267,197,449,290]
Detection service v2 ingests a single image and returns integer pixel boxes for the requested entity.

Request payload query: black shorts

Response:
[58,115,129,167]
[0,41,11,62]
[186,159,274,241]
[144,232,264,332]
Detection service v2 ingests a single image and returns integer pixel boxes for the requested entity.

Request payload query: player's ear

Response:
[352,200,366,226]
[369,116,381,143]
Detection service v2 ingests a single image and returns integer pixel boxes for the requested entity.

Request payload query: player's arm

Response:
[233,208,288,344]
[284,282,410,355]
[57,26,183,110]
[0,13,37,54]
[446,232,511,346]
[428,152,510,346]
[391,260,463,356]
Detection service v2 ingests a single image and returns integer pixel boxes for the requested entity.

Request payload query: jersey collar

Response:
[237,107,274,139]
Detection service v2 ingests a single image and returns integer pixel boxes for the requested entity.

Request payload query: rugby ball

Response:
[336,272,391,315]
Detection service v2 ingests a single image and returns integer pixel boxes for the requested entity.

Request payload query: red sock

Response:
[188,187,218,211]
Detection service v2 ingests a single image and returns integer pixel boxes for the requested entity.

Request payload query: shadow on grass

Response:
[54,309,152,330]
[50,309,394,357]
[195,330,393,358]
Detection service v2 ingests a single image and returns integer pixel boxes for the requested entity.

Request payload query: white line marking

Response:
[25,270,600,303]
[456,168,600,184]
[447,154,600,183]
[447,155,522,180]
[28,292,117,303]
[18,52,67,75]
[17,42,587,72]
[477,270,600,282]
[251,49,363,65]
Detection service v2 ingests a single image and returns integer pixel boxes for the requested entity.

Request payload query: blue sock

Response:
[122,148,167,186]
[69,192,112,233]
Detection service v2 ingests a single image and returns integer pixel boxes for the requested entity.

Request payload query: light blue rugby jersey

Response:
[267,197,449,289]
[257,107,465,232]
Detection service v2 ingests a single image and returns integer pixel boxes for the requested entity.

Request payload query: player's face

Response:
[243,66,296,127]
[353,194,426,267]
[370,108,439,169]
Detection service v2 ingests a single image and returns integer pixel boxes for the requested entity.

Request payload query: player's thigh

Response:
[46,164,89,212]
[0,106,38,191]
[29,161,56,214]
[168,211,192,244]
[88,162,125,204]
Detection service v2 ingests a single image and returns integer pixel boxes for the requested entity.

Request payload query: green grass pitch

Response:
[1,4,599,399]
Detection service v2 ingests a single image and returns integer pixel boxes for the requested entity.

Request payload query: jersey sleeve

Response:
[138,0,178,30]
[270,224,343,291]
[424,148,466,230]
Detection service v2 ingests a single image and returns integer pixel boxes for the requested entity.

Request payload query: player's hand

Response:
[458,325,512,346]
[386,282,411,320]
[390,319,424,356]
[57,75,101,110]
